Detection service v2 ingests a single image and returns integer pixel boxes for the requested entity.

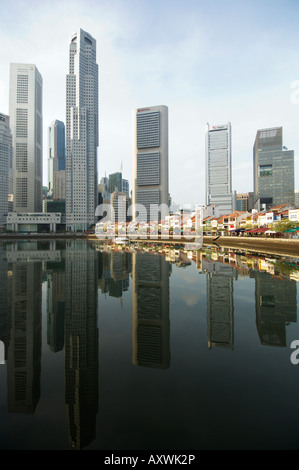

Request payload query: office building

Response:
[66,29,99,231]
[0,114,13,227]
[122,178,129,196]
[133,105,169,222]
[111,191,130,223]
[205,122,233,216]
[236,192,254,212]
[9,64,43,212]
[48,120,65,199]
[253,127,294,210]
[108,172,122,194]
[295,190,299,207]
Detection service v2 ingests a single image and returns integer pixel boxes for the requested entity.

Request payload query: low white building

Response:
[289,209,299,223]
[7,212,61,233]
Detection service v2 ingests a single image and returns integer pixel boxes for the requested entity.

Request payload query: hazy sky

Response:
[0,0,298,206]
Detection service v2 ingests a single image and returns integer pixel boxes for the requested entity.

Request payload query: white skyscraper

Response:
[133,105,169,222]
[9,64,43,212]
[205,122,233,216]
[66,29,99,232]
[0,114,13,227]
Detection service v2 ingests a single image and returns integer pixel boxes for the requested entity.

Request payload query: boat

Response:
[114,237,129,245]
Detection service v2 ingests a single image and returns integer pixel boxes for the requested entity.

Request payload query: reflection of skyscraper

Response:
[205,260,236,350]
[98,251,131,299]
[132,252,170,369]
[47,268,65,353]
[65,241,98,449]
[0,246,11,360]
[7,261,42,414]
[252,270,297,347]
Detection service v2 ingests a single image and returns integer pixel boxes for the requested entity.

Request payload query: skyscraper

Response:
[9,64,43,212]
[0,113,13,227]
[133,105,169,222]
[253,127,295,210]
[206,122,233,216]
[48,120,65,199]
[66,29,99,232]
[108,172,122,194]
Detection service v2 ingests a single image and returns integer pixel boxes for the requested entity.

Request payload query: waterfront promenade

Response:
[1,232,298,257]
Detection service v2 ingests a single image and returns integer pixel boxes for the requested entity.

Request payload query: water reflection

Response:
[0,240,298,450]
[252,271,297,347]
[64,241,98,449]
[132,252,170,369]
[7,248,42,414]
[203,259,236,350]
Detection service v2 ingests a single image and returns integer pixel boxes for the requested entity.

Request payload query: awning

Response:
[284,227,299,233]
[245,227,268,233]
[229,228,245,232]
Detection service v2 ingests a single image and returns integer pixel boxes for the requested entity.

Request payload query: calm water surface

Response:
[0,239,299,450]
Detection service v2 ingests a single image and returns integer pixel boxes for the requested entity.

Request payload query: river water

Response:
[0,239,299,450]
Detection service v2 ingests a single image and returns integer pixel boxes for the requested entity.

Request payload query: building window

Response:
[259,165,272,177]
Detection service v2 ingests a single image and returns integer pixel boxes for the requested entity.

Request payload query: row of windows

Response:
[137,152,160,186]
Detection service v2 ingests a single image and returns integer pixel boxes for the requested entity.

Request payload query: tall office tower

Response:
[236,192,254,212]
[133,105,169,222]
[253,127,295,210]
[66,29,99,232]
[132,252,170,369]
[122,178,129,196]
[108,172,122,193]
[206,122,233,216]
[295,190,299,207]
[111,191,130,223]
[9,64,43,212]
[205,259,236,350]
[0,114,13,226]
[48,120,65,199]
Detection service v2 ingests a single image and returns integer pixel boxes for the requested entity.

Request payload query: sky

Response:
[0,0,298,206]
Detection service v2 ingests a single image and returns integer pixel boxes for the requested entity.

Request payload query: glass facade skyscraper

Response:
[253,127,294,210]
[133,105,169,222]
[9,64,43,213]
[205,122,233,216]
[66,29,99,231]
[48,120,65,199]
[0,113,13,228]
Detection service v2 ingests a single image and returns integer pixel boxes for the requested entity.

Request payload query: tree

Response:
[274,219,299,233]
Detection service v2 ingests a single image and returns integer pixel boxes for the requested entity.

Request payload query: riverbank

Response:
[0,232,298,257]
[203,235,299,257]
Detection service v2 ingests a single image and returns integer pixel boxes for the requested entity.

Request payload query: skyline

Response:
[0,0,298,206]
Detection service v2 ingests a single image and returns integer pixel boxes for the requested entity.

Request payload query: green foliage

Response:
[274,219,299,233]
